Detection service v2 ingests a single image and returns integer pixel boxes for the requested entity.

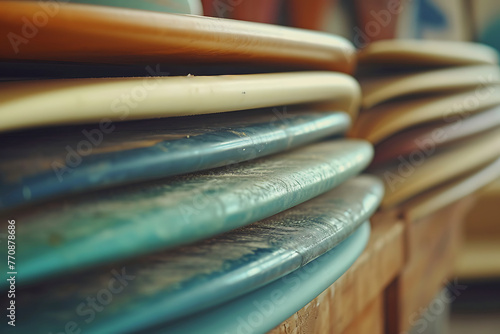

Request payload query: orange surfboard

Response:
[0,1,355,73]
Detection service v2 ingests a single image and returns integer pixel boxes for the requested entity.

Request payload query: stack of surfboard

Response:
[351,39,500,218]
[0,2,383,333]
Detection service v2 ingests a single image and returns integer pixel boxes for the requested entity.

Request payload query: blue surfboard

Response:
[162,222,371,334]
[3,139,373,287]
[11,178,378,334]
[0,109,350,211]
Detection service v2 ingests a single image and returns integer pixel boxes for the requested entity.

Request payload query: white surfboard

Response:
[360,65,500,109]
[0,72,360,132]
[350,85,500,144]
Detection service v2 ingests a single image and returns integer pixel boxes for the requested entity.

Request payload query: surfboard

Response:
[372,128,500,209]
[66,0,203,14]
[4,139,373,286]
[156,222,371,334]
[371,106,500,167]
[0,72,360,133]
[357,39,498,68]
[0,1,355,73]
[0,109,350,211]
[349,85,500,144]
[359,65,500,109]
[403,158,500,221]
[12,177,381,334]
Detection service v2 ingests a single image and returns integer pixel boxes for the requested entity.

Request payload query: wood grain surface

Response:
[388,197,475,334]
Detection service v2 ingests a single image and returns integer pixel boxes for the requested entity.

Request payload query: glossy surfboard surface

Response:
[0,1,355,73]
[2,139,373,286]
[0,109,350,211]
[0,72,361,132]
[360,65,500,109]
[357,40,498,67]
[12,178,381,333]
[403,158,500,221]
[373,128,500,209]
[371,106,500,167]
[157,222,371,334]
[350,85,500,144]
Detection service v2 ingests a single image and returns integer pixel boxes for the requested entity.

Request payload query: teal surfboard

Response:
[66,0,202,15]
[0,109,350,211]
[162,222,370,334]
[12,178,378,334]
[3,139,373,287]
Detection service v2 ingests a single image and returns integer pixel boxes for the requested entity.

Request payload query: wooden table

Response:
[269,196,475,334]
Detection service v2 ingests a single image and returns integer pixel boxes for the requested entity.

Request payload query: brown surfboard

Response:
[371,106,500,167]
[350,85,500,144]
[0,1,355,73]
[402,158,500,221]
[373,128,500,209]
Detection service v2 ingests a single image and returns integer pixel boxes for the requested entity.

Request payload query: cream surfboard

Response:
[0,1,355,73]
[357,40,498,68]
[0,72,360,132]
[350,85,500,144]
[359,65,500,109]
[372,128,500,209]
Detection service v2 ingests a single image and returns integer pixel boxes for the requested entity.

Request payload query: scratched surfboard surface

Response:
[0,109,350,211]
[158,222,371,334]
[13,177,381,334]
[2,139,373,287]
